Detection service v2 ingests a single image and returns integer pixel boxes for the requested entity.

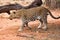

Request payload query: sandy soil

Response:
[0,9,60,40]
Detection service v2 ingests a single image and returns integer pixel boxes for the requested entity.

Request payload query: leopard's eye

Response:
[13,12,16,14]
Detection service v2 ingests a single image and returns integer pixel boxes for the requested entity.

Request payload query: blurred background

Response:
[0,0,60,9]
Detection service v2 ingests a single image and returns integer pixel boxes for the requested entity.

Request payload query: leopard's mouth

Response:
[9,16,20,20]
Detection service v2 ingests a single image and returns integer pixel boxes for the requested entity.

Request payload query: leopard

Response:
[9,6,60,32]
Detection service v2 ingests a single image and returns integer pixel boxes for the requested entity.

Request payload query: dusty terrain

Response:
[0,9,60,40]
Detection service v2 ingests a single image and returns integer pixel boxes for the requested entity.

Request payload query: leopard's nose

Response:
[10,18,13,20]
[8,17,13,20]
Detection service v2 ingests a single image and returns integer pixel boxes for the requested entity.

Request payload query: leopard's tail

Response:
[47,9,60,19]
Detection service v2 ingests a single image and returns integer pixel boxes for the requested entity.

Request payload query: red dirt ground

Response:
[0,9,60,40]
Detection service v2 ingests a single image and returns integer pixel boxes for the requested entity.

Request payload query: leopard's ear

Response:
[10,10,17,14]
